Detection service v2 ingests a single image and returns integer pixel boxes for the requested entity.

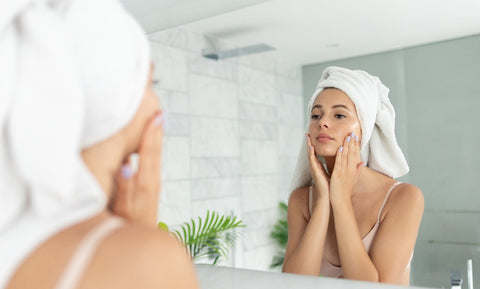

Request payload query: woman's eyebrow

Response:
[332,104,350,111]
[311,104,351,111]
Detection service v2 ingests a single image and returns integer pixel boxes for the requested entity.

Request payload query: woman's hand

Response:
[329,132,364,205]
[110,111,164,227]
[306,134,330,204]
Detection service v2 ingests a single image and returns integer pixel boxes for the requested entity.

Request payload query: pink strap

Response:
[376,182,402,221]
[54,217,123,289]
[308,182,402,218]
[308,186,313,216]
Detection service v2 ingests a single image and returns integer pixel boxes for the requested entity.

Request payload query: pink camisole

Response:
[54,217,124,289]
[308,182,412,278]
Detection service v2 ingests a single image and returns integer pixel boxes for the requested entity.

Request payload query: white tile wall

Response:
[150,43,189,92]
[278,125,304,157]
[239,101,277,122]
[148,28,189,50]
[244,228,275,250]
[158,180,192,227]
[277,74,302,95]
[192,196,243,218]
[189,55,238,81]
[161,136,190,180]
[241,175,279,213]
[240,121,277,140]
[241,140,278,175]
[155,89,189,114]
[242,208,279,230]
[241,245,278,271]
[149,27,304,272]
[239,66,276,88]
[192,177,241,200]
[191,157,241,178]
[190,117,240,157]
[163,113,189,136]
[278,93,304,125]
[238,51,277,74]
[189,74,238,118]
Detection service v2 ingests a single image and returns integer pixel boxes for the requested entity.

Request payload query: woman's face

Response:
[124,66,160,154]
[308,88,362,157]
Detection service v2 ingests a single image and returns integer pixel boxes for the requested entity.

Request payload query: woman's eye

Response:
[335,114,346,119]
[311,114,320,119]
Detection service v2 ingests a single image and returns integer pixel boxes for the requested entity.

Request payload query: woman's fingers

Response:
[306,134,316,164]
[333,143,343,173]
[334,132,364,174]
[341,133,351,170]
[306,133,322,171]
[348,132,357,170]
[351,132,363,170]
[112,163,135,218]
[137,111,164,195]
[111,111,165,227]
[306,134,325,171]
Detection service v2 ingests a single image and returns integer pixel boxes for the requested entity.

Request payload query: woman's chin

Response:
[315,149,337,158]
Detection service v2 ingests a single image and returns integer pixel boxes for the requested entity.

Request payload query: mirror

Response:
[120,1,480,288]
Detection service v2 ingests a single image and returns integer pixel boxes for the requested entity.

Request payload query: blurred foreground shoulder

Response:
[81,223,199,289]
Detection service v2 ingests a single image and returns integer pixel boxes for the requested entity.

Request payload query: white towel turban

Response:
[0,0,150,285]
[290,66,409,193]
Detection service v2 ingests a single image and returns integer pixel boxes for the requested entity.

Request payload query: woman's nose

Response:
[319,116,329,128]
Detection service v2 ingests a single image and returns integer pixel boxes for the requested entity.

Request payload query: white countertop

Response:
[195,265,439,289]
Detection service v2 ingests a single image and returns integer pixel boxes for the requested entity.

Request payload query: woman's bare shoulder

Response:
[387,182,424,213]
[289,186,310,204]
[288,186,311,220]
[80,222,198,289]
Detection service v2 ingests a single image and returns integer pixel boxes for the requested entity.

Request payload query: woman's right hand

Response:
[110,111,164,227]
[306,134,330,203]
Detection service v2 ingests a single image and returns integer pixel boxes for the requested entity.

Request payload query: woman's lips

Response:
[316,134,334,142]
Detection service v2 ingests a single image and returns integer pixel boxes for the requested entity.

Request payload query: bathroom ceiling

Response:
[178,0,480,66]
[120,0,269,34]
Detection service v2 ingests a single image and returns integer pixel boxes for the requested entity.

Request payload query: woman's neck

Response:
[81,139,125,198]
[324,157,335,175]
[323,156,388,196]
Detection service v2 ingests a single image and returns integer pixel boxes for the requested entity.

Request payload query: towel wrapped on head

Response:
[0,0,150,286]
[290,66,409,193]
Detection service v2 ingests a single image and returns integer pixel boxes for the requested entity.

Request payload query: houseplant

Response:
[269,201,288,269]
[158,210,245,265]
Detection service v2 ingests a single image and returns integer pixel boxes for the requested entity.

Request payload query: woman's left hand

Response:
[110,111,164,227]
[329,132,364,205]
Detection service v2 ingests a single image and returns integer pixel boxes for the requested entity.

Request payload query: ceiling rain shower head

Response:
[202,43,275,60]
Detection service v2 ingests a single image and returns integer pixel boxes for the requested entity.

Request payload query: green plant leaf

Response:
[157,221,169,231]
[171,210,245,265]
[269,201,288,269]
[269,251,285,269]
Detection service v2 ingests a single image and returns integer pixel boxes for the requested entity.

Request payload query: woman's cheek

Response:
[308,122,316,134]
[348,122,361,138]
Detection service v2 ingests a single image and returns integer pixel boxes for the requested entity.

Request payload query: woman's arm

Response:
[368,184,424,283]
[282,187,330,275]
[332,184,423,282]
[283,134,332,275]
[332,200,379,280]
[110,111,163,227]
[330,134,424,282]
[329,134,378,280]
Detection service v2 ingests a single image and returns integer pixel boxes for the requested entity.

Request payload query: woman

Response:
[0,0,198,288]
[282,67,424,285]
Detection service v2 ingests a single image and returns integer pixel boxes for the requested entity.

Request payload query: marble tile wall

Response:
[150,27,304,270]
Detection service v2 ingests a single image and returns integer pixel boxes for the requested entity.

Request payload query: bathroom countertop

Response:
[195,265,439,289]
